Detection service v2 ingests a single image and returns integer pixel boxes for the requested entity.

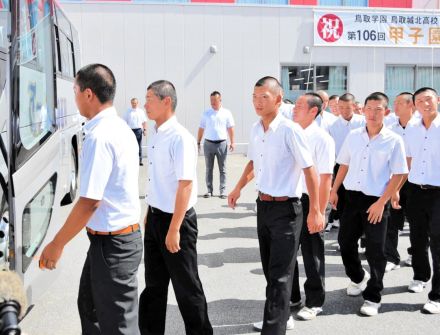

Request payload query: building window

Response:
[385,65,440,106]
[319,0,367,6]
[281,65,348,102]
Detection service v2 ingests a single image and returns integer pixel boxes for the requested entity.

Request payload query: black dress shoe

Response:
[203,192,212,198]
[139,162,143,166]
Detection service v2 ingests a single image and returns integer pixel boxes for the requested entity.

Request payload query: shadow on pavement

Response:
[199,227,258,240]
[198,247,261,268]
[198,212,256,220]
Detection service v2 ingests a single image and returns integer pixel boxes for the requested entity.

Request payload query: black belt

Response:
[411,183,440,190]
[205,139,226,144]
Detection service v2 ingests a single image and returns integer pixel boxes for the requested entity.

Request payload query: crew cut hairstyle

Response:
[329,95,339,100]
[397,92,413,103]
[76,64,116,104]
[255,76,283,95]
[210,91,221,97]
[304,92,323,117]
[339,93,356,103]
[147,80,178,111]
[413,87,438,104]
[364,92,389,109]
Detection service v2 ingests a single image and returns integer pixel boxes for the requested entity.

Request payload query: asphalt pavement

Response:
[21,154,440,334]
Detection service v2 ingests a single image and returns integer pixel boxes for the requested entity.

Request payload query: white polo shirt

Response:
[80,107,140,232]
[405,113,440,186]
[388,116,418,137]
[247,113,313,198]
[329,114,365,156]
[337,126,408,197]
[300,122,336,195]
[146,116,198,213]
[199,107,235,141]
[279,102,293,120]
[124,107,147,129]
[315,111,337,133]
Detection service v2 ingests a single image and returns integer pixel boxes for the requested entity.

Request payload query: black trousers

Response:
[257,197,302,335]
[406,183,440,302]
[385,181,410,265]
[132,128,143,162]
[338,190,389,303]
[139,206,213,335]
[291,194,325,308]
[78,230,143,335]
[329,164,346,223]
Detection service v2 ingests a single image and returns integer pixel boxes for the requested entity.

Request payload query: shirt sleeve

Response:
[199,112,206,129]
[140,109,147,123]
[404,130,412,158]
[227,111,235,128]
[247,126,255,161]
[287,125,313,169]
[390,136,409,174]
[336,133,351,165]
[316,134,336,174]
[173,134,197,181]
[79,136,113,200]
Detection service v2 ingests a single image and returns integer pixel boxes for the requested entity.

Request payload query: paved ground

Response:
[21,154,440,334]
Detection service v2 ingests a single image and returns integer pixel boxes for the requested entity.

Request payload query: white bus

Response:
[0,0,82,304]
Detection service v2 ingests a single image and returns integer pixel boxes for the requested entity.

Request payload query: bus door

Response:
[9,0,63,303]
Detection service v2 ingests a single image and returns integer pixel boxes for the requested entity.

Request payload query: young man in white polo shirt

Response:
[39,64,143,335]
[404,87,440,314]
[290,93,335,320]
[330,92,408,316]
[138,80,213,335]
[327,93,365,231]
[197,91,235,199]
[385,92,416,272]
[228,77,323,334]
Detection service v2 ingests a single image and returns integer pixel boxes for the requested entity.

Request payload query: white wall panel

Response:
[61,3,440,149]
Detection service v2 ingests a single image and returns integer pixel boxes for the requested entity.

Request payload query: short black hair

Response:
[364,92,389,109]
[76,64,116,104]
[396,92,413,103]
[283,98,294,104]
[304,92,323,117]
[210,91,221,97]
[339,93,356,103]
[329,95,339,101]
[147,80,178,111]
[255,76,283,95]
[413,87,438,104]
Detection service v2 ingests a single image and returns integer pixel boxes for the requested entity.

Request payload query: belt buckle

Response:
[420,184,427,190]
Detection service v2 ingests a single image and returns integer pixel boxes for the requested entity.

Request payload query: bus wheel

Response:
[61,148,78,206]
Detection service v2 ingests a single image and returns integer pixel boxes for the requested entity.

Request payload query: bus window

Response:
[0,8,6,49]
[58,30,74,78]
[17,0,54,154]
[21,174,56,273]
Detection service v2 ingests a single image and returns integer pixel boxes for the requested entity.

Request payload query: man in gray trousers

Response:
[197,91,235,199]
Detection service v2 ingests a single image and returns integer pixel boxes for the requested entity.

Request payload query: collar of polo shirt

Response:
[155,115,177,133]
[83,107,117,134]
[262,112,284,132]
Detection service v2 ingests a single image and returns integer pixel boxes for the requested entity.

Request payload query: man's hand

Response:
[391,192,401,210]
[142,129,147,136]
[366,200,385,224]
[144,214,148,228]
[307,210,325,234]
[165,229,180,253]
[229,143,235,152]
[39,240,64,270]
[329,190,339,210]
[228,188,241,209]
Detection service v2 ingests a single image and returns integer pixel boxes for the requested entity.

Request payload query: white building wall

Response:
[62,3,440,148]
